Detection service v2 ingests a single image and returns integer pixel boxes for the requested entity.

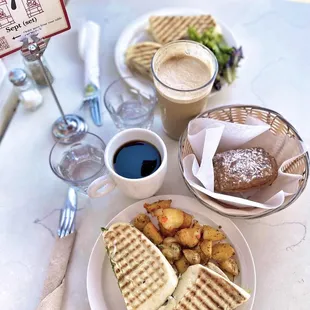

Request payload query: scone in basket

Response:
[179,105,309,219]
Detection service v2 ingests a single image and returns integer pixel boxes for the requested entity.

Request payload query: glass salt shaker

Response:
[9,68,43,111]
[22,53,54,87]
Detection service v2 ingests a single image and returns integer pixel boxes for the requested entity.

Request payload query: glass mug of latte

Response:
[151,40,218,140]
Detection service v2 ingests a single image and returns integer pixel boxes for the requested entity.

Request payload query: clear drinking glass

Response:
[151,40,218,140]
[49,132,107,194]
[104,77,157,130]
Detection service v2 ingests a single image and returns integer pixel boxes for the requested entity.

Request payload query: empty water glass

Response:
[49,132,109,198]
[104,77,157,130]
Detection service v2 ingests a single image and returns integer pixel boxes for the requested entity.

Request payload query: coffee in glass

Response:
[151,40,218,140]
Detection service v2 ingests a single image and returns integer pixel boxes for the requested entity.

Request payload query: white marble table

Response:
[1,0,310,309]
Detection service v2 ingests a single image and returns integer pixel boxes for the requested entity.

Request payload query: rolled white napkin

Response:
[78,21,101,88]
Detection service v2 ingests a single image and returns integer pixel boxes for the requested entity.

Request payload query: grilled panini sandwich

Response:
[173,265,250,310]
[149,15,217,44]
[103,223,178,310]
[206,261,229,280]
[158,297,177,310]
[126,41,162,79]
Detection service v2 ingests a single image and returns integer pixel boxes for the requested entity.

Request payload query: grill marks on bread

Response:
[174,267,249,310]
[104,224,169,310]
[149,15,216,44]
[125,42,162,78]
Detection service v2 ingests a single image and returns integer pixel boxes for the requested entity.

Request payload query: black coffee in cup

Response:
[113,141,161,179]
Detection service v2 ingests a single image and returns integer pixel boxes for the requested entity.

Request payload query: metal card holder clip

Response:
[21,35,88,144]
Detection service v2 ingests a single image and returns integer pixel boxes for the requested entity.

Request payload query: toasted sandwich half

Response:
[207,261,229,280]
[173,265,250,310]
[149,15,217,44]
[103,223,178,310]
[125,41,162,79]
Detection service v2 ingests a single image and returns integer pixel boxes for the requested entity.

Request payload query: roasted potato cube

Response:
[159,223,177,237]
[171,263,178,274]
[133,213,151,231]
[220,258,239,276]
[163,237,178,244]
[153,208,164,217]
[224,271,235,282]
[144,200,172,214]
[161,243,182,262]
[193,221,203,231]
[212,243,235,262]
[193,244,209,264]
[191,219,198,227]
[175,227,201,248]
[158,208,184,231]
[143,222,163,245]
[180,212,193,229]
[200,240,212,259]
[175,256,190,274]
[203,225,226,241]
[183,249,201,265]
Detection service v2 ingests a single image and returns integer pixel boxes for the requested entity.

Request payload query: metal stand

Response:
[21,36,88,144]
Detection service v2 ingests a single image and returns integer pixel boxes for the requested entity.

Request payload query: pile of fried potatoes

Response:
[133,199,239,281]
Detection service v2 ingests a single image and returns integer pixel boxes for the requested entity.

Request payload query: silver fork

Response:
[81,83,103,127]
[58,187,77,238]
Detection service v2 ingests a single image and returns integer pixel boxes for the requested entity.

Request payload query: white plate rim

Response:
[87,194,256,310]
[114,7,240,98]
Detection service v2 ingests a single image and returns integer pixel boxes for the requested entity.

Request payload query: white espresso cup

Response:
[87,128,167,199]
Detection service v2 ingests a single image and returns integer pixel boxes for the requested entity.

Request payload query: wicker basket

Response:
[179,105,309,219]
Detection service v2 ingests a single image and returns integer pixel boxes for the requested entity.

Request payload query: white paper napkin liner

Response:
[196,126,225,191]
[188,115,270,194]
[243,130,304,167]
[183,154,285,209]
[188,116,270,155]
[192,189,273,217]
[183,131,305,210]
[184,153,304,209]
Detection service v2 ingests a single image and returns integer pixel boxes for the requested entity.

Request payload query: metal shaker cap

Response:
[8,69,27,86]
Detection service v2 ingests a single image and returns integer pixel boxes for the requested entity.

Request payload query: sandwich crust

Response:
[125,41,162,78]
[173,265,250,310]
[149,15,217,44]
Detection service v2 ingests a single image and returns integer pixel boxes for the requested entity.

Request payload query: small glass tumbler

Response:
[49,132,107,196]
[104,77,157,130]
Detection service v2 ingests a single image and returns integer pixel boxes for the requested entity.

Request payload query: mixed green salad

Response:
[188,27,243,91]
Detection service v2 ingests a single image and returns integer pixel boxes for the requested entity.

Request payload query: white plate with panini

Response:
[87,195,256,310]
[115,8,242,98]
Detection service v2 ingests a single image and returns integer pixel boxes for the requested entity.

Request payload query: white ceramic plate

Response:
[114,8,239,97]
[87,195,256,310]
